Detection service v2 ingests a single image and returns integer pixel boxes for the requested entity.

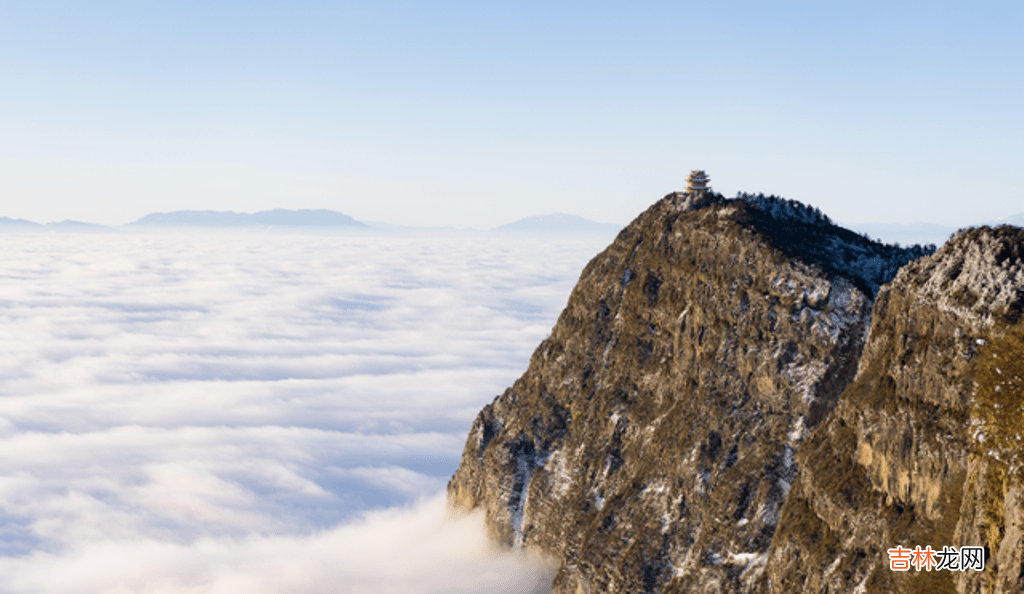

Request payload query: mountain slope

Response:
[766,225,1024,593]
[448,191,935,592]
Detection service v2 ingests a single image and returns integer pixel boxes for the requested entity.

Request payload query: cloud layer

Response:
[1,492,556,594]
[0,229,611,592]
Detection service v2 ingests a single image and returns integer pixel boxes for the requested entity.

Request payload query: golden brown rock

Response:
[448,193,1024,593]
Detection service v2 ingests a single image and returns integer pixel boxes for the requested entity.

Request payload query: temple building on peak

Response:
[686,170,710,193]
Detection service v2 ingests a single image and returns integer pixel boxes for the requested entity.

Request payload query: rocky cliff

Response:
[447,191,1024,593]
[767,224,1024,593]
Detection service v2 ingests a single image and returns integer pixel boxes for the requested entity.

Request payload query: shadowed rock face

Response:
[447,192,951,592]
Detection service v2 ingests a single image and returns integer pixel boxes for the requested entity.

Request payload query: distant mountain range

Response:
[128,209,368,228]
[849,222,956,247]
[0,210,623,234]
[493,213,622,235]
[850,213,1024,246]
[0,217,111,231]
[4,209,1022,242]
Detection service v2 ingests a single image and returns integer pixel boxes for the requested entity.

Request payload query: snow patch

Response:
[783,360,825,404]
[696,467,711,495]
[725,551,764,567]
[852,568,874,594]
[787,417,805,445]
[778,476,792,498]
[545,449,573,499]
[509,463,532,549]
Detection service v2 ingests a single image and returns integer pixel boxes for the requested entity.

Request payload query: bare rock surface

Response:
[447,192,1024,593]
[768,225,1024,593]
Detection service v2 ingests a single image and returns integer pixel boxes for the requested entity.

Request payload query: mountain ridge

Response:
[492,213,622,235]
[0,209,620,233]
[4,208,1021,239]
[447,190,1024,593]
[128,208,368,228]
[847,213,1024,248]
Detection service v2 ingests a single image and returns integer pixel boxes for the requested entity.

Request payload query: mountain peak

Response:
[493,213,622,235]
[448,191,1024,593]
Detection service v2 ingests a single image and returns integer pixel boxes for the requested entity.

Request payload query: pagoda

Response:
[686,170,710,193]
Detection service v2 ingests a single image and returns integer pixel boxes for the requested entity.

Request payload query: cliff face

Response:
[767,225,1024,593]
[447,192,948,592]
[448,191,1024,593]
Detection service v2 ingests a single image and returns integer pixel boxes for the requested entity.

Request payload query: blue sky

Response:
[1,1,1021,228]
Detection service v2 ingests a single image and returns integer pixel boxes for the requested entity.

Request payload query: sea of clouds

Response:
[0,229,615,593]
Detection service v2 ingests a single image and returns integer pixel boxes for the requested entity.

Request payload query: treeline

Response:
[735,191,937,254]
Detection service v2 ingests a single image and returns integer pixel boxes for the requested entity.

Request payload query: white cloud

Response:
[0,493,557,594]
[338,466,447,497]
[0,230,607,591]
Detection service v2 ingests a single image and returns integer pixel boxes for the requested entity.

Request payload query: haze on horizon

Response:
[1,1,1021,229]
